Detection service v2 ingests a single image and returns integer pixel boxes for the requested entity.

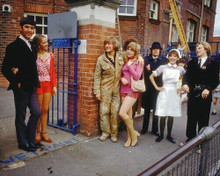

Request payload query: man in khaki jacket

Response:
[93,37,124,142]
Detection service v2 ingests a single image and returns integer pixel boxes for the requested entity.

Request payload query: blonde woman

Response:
[119,41,144,147]
[32,34,57,143]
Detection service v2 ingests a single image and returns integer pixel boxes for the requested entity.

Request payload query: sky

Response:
[214,0,220,36]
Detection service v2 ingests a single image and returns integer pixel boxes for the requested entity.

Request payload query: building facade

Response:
[118,0,217,50]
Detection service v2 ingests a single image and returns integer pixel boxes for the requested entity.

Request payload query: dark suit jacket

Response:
[2,37,39,90]
[184,57,219,101]
[141,54,167,108]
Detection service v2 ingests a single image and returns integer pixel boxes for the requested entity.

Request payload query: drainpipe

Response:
[198,0,204,41]
[169,12,173,43]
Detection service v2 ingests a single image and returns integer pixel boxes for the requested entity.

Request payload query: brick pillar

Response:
[65,0,121,136]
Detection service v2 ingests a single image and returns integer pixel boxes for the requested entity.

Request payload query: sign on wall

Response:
[48,11,78,40]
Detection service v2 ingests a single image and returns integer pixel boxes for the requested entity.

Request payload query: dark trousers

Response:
[13,87,41,145]
[186,97,211,140]
[142,90,158,133]
[142,105,158,133]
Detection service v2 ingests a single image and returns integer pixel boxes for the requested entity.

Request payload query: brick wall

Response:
[119,0,146,48]
[76,24,116,136]
[0,0,68,61]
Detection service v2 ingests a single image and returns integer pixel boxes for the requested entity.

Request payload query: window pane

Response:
[44,17,47,25]
[150,3,154,10]
[27,15,34,20]
[119,7,126,13]
[36,16,42,24]
[36,26,42,34]
[122,0,126,5]
[127,7,134,14]
[127,0,134,5]
[153,4,156,10]
[150,11,154,18]
[44,27,47,35]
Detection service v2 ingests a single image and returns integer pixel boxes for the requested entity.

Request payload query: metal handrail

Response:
[138,120,220,176]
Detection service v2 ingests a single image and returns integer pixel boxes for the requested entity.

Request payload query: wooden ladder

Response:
[168,0,190,53]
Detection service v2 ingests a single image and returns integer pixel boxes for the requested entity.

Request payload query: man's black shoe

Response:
[155,136,163,142]
[29,142,41,149]
[185,138,191,143]
[211,112,217,115]
[151,131,160,136]
[18,144,36,152]
[167,136,176,144]
[140,129,147,135]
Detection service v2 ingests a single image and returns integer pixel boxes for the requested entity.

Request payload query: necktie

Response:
[27,41,32,51]
[198,59,201,67]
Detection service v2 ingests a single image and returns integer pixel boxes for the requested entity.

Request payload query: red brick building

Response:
[118,0,217,50]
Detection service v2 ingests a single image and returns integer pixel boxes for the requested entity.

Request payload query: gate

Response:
[47,12,80,135]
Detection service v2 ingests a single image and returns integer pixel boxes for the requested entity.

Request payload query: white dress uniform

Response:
[153,63,186,117]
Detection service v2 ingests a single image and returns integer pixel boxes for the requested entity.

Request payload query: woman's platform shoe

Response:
[41,133,52,143]
[35,132,41,143]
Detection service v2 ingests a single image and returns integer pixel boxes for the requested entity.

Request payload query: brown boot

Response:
[124,127,131,147]
[124,118,139,147]
[99,133,109,141]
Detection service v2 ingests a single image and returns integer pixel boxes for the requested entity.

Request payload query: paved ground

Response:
[0,87,219,176]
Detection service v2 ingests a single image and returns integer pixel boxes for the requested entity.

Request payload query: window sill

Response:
[149,18,161,25]
[119,15,138,21]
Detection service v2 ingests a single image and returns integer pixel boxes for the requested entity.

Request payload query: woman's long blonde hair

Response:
[124,41,140,63]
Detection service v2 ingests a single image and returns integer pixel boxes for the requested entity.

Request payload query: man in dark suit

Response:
[183,41,219,142]
[2,17,41,151]
[141,42,167,135]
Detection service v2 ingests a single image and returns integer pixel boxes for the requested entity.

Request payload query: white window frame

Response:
[149,0,159,20]
[201,26,208,41]
[204,0,211,7]
[118,0,137,16]
[186,20,195,42]
[24,13,48,36]
[176,1,182,13]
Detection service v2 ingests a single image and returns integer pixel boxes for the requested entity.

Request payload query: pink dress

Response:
[120,60,143,98]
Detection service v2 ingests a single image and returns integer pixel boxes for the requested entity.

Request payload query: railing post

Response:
[198,126,216,176]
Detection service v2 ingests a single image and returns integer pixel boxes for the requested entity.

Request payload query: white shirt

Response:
[198,56,207,67]
[19,35,32,50]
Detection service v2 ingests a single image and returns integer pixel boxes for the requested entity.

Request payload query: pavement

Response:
[0,87,219,176]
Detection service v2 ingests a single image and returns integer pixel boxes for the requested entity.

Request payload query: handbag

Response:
[131,73,146,92]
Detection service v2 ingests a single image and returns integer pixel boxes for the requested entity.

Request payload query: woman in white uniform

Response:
[149,49,185,143]
[211,82,220,115]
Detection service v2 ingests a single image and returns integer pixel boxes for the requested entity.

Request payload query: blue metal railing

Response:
[48,39,80,135]
[140,41,220,64]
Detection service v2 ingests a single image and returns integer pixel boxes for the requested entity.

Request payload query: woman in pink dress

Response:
[119,41,144,147]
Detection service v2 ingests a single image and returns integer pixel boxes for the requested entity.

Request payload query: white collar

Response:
[198,56,208,61]
[19,35,29,43]
[168,63,177,67]
[19,35,32,50]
